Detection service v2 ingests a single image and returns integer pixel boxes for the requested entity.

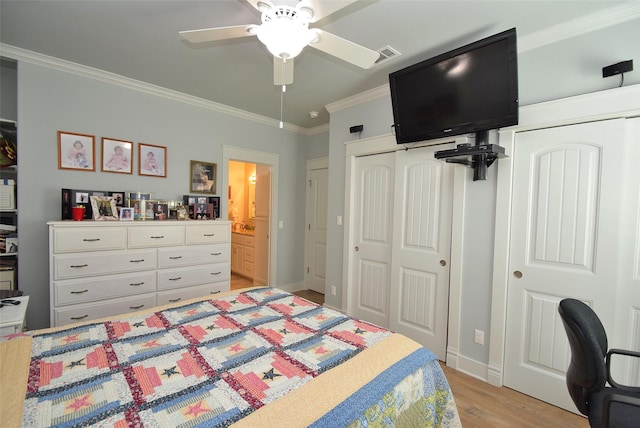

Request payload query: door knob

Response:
[354,246,359,252]
[440,260,447,266]
[513,270,523,278]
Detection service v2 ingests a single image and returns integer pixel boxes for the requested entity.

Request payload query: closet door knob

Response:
[354,246,359,252]
[513,270,523,278]
[440,260,447,266]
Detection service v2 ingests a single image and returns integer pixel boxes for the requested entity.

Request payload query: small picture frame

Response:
[119,207,134,221]
[139,143,167,177]
[154,203,169,220]
[102,138,133,174]
[128,192,150,201]
[58,131,95,171]
[128,199,143,220]
[143,200,156,219]
[190,160,217,194]
[109,192,125,207]
[90,195,118,221]
[176,205,189,220]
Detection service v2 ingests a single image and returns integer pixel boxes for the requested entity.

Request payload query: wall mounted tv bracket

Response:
[434,130,506,181]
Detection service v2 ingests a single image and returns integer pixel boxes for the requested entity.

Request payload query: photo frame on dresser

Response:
[90,196,118,221]
[62,189,125,220]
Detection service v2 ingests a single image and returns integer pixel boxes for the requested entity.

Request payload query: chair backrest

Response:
[558,298,609,415]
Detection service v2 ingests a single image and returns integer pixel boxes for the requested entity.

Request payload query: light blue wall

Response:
[9,60,320,329]
[326,20,640,366]
[1,59,17,120]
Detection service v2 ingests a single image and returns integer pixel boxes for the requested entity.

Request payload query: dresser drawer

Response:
[156,282,228,306]
[53,227,126,253]
[54,249,156,280]
[187,223,230,245]
[157,262,230,291]
[54,271,157,306]
[128,226,184,248]
[54,293,156,327]
[157,244,230,268]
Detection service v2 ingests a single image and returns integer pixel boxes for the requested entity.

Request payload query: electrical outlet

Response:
[474,329,485,345]
[331,285,337,296]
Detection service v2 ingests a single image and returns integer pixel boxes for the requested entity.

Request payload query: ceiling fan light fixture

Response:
[255,5,315,60]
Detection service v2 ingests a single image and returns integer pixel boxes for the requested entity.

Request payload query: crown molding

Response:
[324,3,640,115]
[0,43,307,134]
[518,2,640,52]
[325,84,390,114]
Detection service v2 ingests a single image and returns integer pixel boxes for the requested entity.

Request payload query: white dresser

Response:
[48,220,231,327]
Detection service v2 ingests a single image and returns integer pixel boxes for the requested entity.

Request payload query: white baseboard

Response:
[446,350,490,383]
[275,282,304,293]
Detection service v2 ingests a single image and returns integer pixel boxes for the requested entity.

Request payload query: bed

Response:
[0,287,462,427]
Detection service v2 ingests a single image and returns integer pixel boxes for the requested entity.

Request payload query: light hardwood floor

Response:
[440,363,588,427]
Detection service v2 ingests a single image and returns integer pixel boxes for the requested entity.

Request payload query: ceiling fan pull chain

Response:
[279,57,286,128]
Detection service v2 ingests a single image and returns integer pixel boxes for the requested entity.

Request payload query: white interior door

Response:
[305,166,328,294]
[349,152,395,327]
[503,119,626,412]
[389,147,453,360]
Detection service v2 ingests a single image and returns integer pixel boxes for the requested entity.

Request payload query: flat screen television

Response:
[389,28,518,145]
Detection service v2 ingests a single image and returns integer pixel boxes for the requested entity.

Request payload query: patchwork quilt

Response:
[0,287,461,427]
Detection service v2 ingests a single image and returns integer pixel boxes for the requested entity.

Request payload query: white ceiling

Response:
[0,0,632,129]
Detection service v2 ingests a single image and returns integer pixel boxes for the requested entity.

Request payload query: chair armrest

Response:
[606,349,640,391]
[602,391,640,428]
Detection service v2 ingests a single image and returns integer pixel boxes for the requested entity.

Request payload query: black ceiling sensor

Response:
[602,60,633,78]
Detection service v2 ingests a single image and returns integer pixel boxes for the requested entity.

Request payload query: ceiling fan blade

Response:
[309,29,379,69]
[297,0,358,23]
[179,25,256,43]
[273,57,294,85]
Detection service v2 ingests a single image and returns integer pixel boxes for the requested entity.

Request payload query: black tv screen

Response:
[389,28,518,144]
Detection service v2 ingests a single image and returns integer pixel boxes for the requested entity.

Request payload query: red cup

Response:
[72,206,85,221]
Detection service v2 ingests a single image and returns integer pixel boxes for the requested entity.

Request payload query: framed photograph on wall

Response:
[102,138,133,174]
[138,143,167,177]
[58,131,95,171]
[190,160,216,194]
[90,195,118,221]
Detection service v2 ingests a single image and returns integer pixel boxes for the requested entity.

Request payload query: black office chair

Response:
[558,298,640,428]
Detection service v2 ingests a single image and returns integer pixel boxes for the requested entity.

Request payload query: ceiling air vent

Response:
[374,45,401,65]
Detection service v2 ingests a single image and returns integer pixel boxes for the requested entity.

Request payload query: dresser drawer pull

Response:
[169,277,182,281]
[82,238,101,242]
[70,315,88,320]
[169,298,182,303]
[210,291,221,295]
[70,289,89,294]
[210,272,222,276]
[129,259,145,263]
[129,304,144,309]
[129,282,144,286]
[203,233,216,237]
[70,264,89,268]
[211,252,222,256]
[169,256,182,260]
[150,235,165,239]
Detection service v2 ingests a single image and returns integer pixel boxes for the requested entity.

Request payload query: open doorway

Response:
[228,160,262,289]
[222,146,279,289]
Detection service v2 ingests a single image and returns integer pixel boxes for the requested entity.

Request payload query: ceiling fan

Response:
[179,0,380,86]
